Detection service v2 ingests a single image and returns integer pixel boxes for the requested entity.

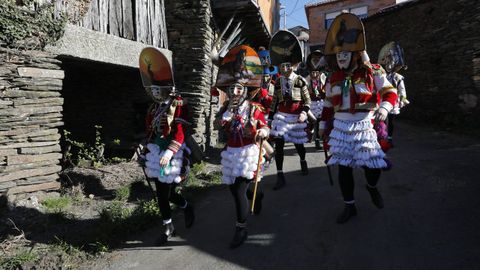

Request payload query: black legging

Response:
[154,180,187,221]
[274,138,306,171]
[229,177,250,224]
[338,165,381,202]
[388,114,395,137]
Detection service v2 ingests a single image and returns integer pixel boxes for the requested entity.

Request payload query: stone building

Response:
[363,0,480,130]
[1,0,170,195]
[1,0,280,195]
[305,0,410,50]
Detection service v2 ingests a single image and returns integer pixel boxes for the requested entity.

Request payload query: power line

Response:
[288,0,300,15]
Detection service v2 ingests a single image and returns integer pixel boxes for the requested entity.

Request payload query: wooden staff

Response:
[251,138,264,214]
[322,139,334,186]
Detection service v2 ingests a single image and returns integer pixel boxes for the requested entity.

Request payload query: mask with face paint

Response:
[336,51,352,70]
[227,83,247,111]
[262,74,271,88]
[280,62,293,76]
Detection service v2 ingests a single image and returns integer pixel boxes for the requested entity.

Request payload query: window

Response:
[350,6,368,19]
[324,6,368,29]
[325,11,341,29]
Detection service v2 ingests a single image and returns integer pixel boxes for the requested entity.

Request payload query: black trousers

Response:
[154,180,187,221]
[388,113,395,137]
[338,165,381,202]
[229,177,251,224]
[274,138,306,171]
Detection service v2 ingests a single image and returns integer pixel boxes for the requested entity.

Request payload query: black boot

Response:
[229,224,248,249]
[366,185,384,209]
[156,222,175,245]
[315,139,323,150]
[184,202,195,228]
[252,192,264,215]
[300,160,309,175]
[336,204,357,224]
[273,172,286,190]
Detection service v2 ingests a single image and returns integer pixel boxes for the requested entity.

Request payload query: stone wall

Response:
[0,47,64,194]
[364,0,480,131]
[165,0,216,149]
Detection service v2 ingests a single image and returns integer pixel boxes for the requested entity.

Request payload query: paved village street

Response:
[95,121,480,270]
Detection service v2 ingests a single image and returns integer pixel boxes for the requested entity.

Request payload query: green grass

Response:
[41,196,72,213]
[99,201,133,223]
[0,251,38,270]
[114,185,131,201]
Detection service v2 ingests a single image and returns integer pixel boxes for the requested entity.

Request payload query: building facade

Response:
[305,0,410,49]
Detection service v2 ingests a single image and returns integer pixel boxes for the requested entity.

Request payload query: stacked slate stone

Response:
[165,0,215,148]
[0,47,63,195]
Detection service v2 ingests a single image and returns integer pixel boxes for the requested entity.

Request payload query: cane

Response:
[134,144,158,202]
[322,139,334,186]
[251,138,264,214]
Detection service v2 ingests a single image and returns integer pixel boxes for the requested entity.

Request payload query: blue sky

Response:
[280,0,316,29]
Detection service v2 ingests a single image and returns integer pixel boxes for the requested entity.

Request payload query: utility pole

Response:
[280,5,286,30]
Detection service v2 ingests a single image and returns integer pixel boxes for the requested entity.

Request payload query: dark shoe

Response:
[300,160,309,175]
[273,172,286,190]
[229,226,248,249]
[366,185,384,209]
[336,204,357,224]
[252,192,264,215]
[184,203,195,228]
[315,139,323,150]
[156,223,175,245]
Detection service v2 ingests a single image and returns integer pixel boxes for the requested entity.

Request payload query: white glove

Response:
[400,98,410,108]
[256,128,268,139]
[374,107,389,122]
[222,110,233,122]
[159,149,174,167]
[298,111,308,123]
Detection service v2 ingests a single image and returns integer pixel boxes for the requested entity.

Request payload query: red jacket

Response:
[320,64,397,127]
[145,96,189,153]
[222,101,269,148]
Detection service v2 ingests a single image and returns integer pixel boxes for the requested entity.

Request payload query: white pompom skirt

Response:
[221,144,265,185]
[271,112,309,144]
[327,118,387,169]
[311,99,324,118]
[144,143,190,184]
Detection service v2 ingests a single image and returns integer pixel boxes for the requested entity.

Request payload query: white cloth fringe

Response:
[328,118,387,169]
[311,99,324,118]
[221,144,265,185]
[271,112,309,144]
[144,143,191,184]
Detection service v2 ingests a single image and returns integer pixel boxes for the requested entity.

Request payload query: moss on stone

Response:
[0,1,66,48]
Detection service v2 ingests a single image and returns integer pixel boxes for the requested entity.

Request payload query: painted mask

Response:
[336,51,352,70]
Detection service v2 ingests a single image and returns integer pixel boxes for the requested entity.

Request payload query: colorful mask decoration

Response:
[324,13,366,56]
[269,30,303,67]
[216,45,263,90]
[139,47,175,102]
[378,41,407,73]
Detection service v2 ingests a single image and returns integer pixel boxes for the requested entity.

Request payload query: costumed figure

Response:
[378,41,410,145]
[269,30,312,190]
[306,50,328,149]
[256,47,278,114]
[139,48,195,244]
[215,45,269,248]
[319,13,398,223]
